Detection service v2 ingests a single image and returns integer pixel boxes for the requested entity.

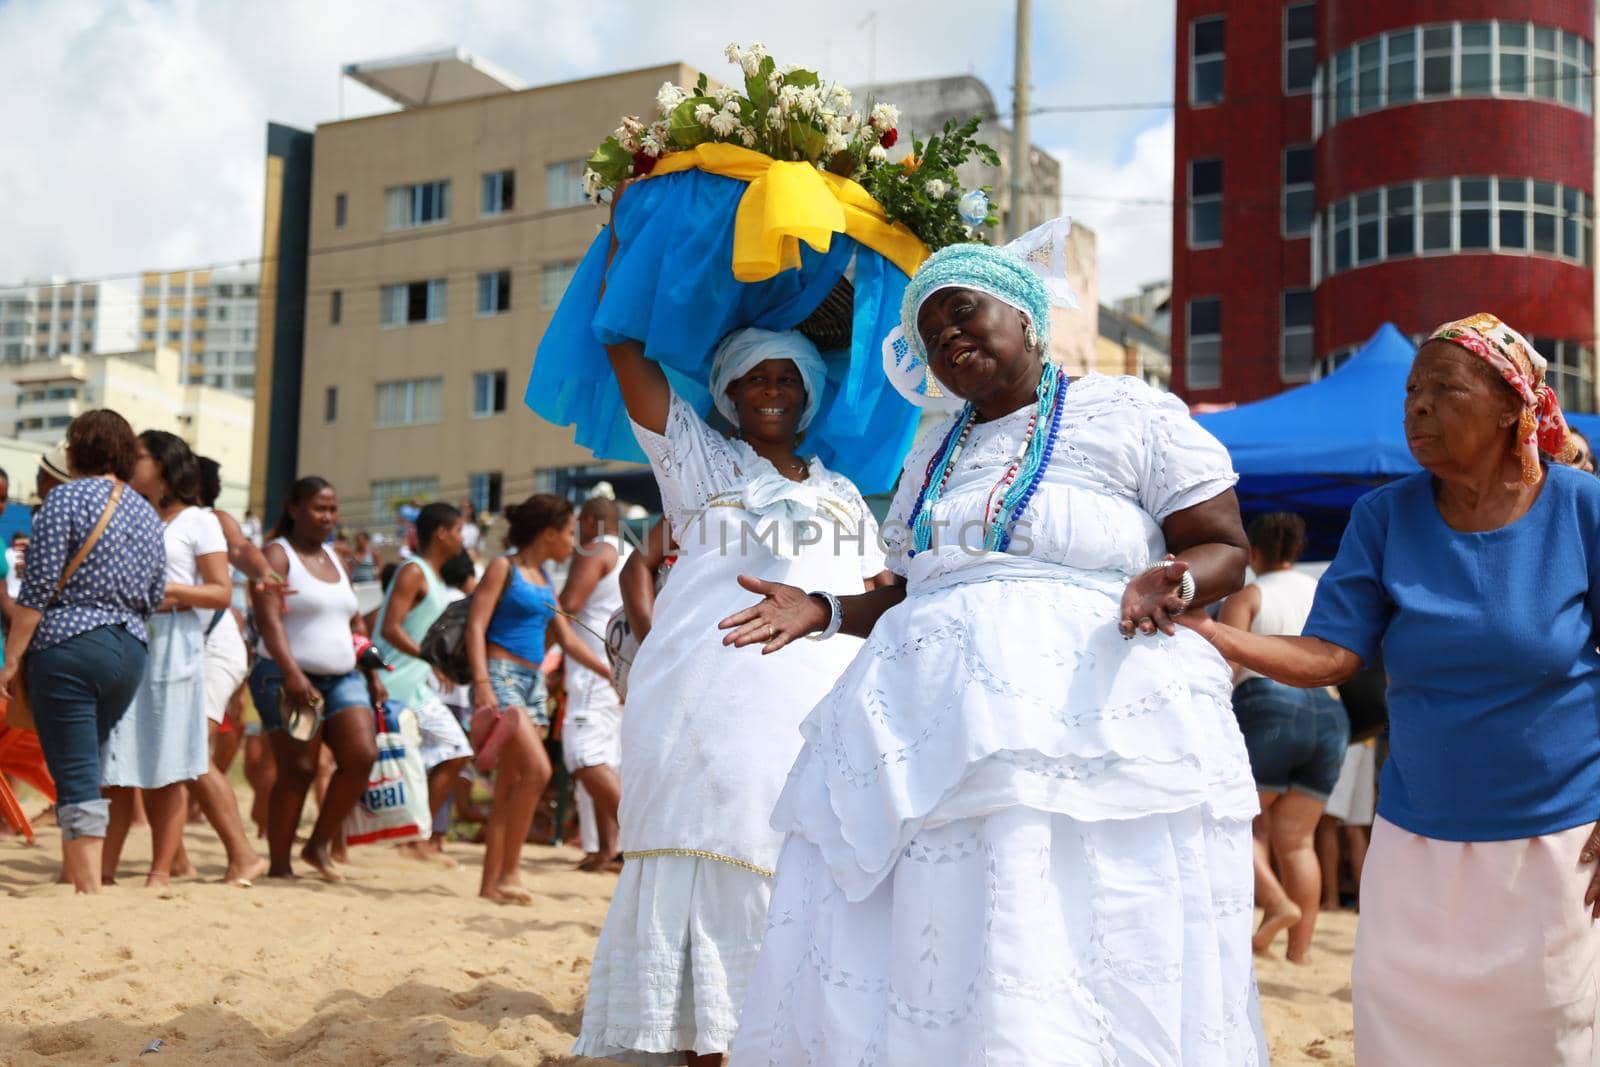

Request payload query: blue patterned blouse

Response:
[20,477,166,651]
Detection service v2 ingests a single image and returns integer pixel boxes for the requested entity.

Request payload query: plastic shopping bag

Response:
[344,703,430,846]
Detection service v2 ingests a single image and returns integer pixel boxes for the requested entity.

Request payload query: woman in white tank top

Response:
[248,476,384,882]
[1218,512,1350,964]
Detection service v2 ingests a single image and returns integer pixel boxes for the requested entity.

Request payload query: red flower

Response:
[880,127,898,149]
[631,151,658,177]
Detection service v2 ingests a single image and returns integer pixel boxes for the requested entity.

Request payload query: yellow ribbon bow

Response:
[646,143,929,282]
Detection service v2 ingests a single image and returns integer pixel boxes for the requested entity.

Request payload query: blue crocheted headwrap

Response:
[900,242,1052,363]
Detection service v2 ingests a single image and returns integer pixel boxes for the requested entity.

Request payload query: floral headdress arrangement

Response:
[583,43,1001,251]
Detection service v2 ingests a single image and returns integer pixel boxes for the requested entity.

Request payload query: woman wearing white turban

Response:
[572,257,890,1059]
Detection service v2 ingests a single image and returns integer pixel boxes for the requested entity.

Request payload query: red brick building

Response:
[1172,1,1597,411]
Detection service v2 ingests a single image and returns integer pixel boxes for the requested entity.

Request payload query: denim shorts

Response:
[249,659,371,733]
[1232,677,1350,801]
[487,657,549,727]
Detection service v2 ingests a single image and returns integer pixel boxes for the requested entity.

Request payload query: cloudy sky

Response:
[0,0,1175,301]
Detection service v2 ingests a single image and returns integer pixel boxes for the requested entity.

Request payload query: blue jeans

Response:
[1232,677,1350,801]
[28,625,147,839]
[248,659,370,733]
[487,657,549,727]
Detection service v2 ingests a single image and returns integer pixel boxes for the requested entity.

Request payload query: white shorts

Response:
[563,689,622,773]
[412,691,473,771]
[203,611,249,726]
[1325,740,1378,826]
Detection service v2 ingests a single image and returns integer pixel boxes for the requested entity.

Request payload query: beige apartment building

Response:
[257,53,689,530]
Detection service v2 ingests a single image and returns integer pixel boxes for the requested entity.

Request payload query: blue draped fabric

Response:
[524,169,920,495]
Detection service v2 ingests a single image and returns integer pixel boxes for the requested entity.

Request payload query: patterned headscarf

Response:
[1426,312,1574,485]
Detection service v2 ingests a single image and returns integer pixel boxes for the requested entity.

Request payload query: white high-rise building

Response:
[0,280,140,365]
[140,266,260,397]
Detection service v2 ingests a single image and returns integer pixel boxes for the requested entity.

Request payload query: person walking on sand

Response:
[1220,511,1348,962]
[248,476,385,882]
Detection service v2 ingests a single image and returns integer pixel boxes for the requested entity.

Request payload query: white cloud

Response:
[0,0,1177,297]
[1052,116,1174,302]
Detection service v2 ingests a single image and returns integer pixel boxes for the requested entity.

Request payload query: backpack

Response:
[418,598,477,687]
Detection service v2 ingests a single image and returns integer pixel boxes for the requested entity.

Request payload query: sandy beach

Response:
[0,802,1355,1066]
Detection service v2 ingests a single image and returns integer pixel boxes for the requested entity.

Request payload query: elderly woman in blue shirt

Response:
[1183,313,1600,1065]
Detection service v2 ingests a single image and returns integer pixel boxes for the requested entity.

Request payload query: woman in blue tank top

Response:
[465,494,613,904]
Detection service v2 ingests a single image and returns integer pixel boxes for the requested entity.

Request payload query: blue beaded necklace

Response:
[906,362,1066,556]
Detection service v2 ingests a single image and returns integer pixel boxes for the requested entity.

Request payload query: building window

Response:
[1190,16,1224,106]
[143,306,157,318]
[1281,290,1314,382]
[545,160,587,209]
[477,270,512,316]
[1318,175,1594,278]
[469,471,503,516]
[1,343,22,362]
[1187,297,1222,390]
[324,386,337,423]
[242,284,257,298]
[1284,4,1316,93]
[375,377,443,427]
[472,370,507,417]
[542,261,579,309]
[371,477,441,523]
[141,330,156,343]
[380,279,447,326]
[335,192,347,230]
[1535,338,1596,413]
[1322,21,1594,130]
[383,180,451,230]
[1188,159,1222,248]
[330,290,342,325]
[482,169,515,215]
[1283,147,1314,236]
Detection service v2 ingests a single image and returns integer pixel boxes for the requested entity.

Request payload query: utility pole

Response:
[1010,0,1032,240]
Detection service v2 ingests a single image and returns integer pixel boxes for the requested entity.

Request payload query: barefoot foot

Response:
[225,855,270,887]
[1253,903,1302,954]
[479,885,533,905]
[301,844,343,883]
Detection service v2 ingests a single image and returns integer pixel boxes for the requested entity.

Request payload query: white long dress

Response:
[573,392,885,1063]
[729,374,1267,1066]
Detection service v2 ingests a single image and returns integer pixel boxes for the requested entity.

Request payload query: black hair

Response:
[503,493,573,550]
[440,551,476,589]
[379,562,400,592]
[271,476,334,539]
[416,502,462,550]
[196,456,222,509]
[1247,512,1308,570]
[138,429,201,507]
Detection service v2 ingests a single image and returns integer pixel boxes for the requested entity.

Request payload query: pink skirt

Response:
[1355,816,1600,1066]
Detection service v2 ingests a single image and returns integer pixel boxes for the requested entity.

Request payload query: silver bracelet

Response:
[1177,569,1197,608]
[805,591,843,641]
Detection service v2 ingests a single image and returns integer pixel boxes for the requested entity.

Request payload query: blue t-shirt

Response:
[1305,464,1600,841]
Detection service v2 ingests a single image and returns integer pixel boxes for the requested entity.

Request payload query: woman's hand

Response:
[473,679,500,717]
[0,661,19,702]
[1580,821,1600,918]
[366,673,388,710]
[1174,608,1219,642]
[283,669,320,712]
[717,575,830,653]
[1119,556,1191,638]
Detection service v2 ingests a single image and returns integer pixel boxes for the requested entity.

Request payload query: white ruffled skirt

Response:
[574,855,771,1063]
[729,573,1266,1065]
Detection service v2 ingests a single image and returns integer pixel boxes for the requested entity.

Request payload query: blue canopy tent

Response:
[1195,323,1421,560]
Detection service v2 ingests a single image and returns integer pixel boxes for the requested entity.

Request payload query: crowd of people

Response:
[5,269,1600,1063]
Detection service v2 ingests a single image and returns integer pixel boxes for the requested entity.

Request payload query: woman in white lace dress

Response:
[571,313,888,1061]
[721,233,1267,1064]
